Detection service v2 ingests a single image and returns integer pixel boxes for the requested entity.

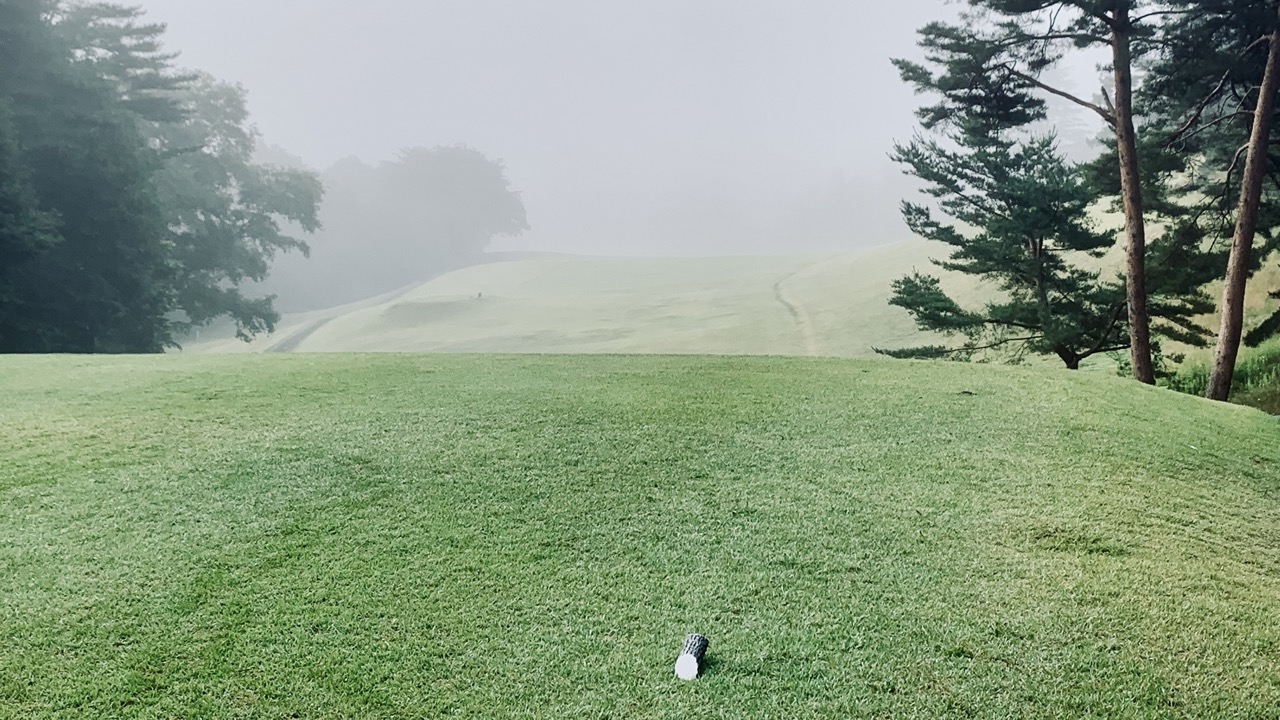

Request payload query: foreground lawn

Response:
[1,354,1278,719]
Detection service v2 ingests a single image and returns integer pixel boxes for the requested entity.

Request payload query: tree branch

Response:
[999,65,1116,125]
[1131,8,1204,25]
[950,188,1011,223]
[1079,344,1130,360]
[970,336,1044,352]
[962,336,1046,354]
[1225,142,1251,183]
[1163,70,1240,146]
[874,333,1048,360]
[995,31,1106,48]
[1167,111,1252,148]
[1101,85,1116,116]
[1163,35,1271,147]
[1207,144,1253,223]
[1085,302,1127,356]
[982,318,1040,331]
[1086,9,1117,32]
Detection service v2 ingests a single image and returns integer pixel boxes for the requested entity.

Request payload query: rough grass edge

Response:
[1164,339,1280,413]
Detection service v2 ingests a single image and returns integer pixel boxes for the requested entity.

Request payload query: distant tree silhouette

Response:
[265,146,529,311]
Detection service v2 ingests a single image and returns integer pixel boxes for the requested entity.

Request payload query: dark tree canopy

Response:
[0,100,62,345]
[156,74,323,340]
[0,0,323,351]
[0,0,174,352]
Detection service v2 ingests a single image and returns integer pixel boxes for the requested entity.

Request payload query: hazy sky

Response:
[133,1,1046,256]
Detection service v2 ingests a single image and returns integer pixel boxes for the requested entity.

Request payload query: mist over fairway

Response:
[180,240,988,357]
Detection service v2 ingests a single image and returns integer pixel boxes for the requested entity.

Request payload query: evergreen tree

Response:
[1142,0,1280,400]
[51,2,323,343]
[892,0,1175,383]
[879,132,1139,369]
[0,0,174,352]
[0,100,61,347]
[51,1,189,124]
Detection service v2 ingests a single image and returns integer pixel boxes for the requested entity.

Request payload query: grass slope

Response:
[182,241,969,357]
[3,354,1279,719]
[183,240,1280,372]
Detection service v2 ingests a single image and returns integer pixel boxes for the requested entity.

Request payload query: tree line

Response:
[0,1,528,352]
[882,0,1280,402]
[0,1,324,352]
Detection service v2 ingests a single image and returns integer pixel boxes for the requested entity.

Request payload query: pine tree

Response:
[0,100,61,347]
[893,0,1176,383]
[879,131,1140,369]
[1142,0,1280,400]
[51,1,190,124]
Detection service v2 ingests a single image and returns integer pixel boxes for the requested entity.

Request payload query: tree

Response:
[376,145,529,265]
[1210,10,1280,400]
[51,2,323,342]
[0,0,175,352]
[51,0,189,124]
[879,132,1137,369]
[154,75,323,340]
[0,1,322,350]
[1143,0,1280,400]
[0,100,62,346]
[892,0,1176,383]
[263,146,528,311]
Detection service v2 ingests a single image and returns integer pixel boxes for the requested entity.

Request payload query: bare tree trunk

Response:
[1112,5,1156,385]
[1207,20,1280,402]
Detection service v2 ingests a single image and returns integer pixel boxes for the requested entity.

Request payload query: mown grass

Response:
[181,241,973,357]
[2,354,1279,719]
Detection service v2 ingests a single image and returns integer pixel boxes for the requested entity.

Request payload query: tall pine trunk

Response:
[1206,18,1280,402]
[1112,5,1155,385]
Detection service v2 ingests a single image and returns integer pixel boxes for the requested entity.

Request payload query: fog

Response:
[134,0,984,257]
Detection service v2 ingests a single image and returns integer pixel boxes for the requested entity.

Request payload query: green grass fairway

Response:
[182,241,976,357]
[3,354,1279,718]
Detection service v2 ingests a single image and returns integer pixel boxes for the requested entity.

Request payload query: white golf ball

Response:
[675,654,699,680]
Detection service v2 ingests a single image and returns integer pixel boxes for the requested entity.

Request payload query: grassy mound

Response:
[2,354,1278,718]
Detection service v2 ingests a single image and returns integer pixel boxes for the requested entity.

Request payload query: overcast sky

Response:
[135,1,1088,256]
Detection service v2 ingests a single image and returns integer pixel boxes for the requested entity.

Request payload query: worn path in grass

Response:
[772,262,822,357]
[2,354,1279,718]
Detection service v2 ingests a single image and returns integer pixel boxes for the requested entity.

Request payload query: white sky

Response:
[136,1,1103,255]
